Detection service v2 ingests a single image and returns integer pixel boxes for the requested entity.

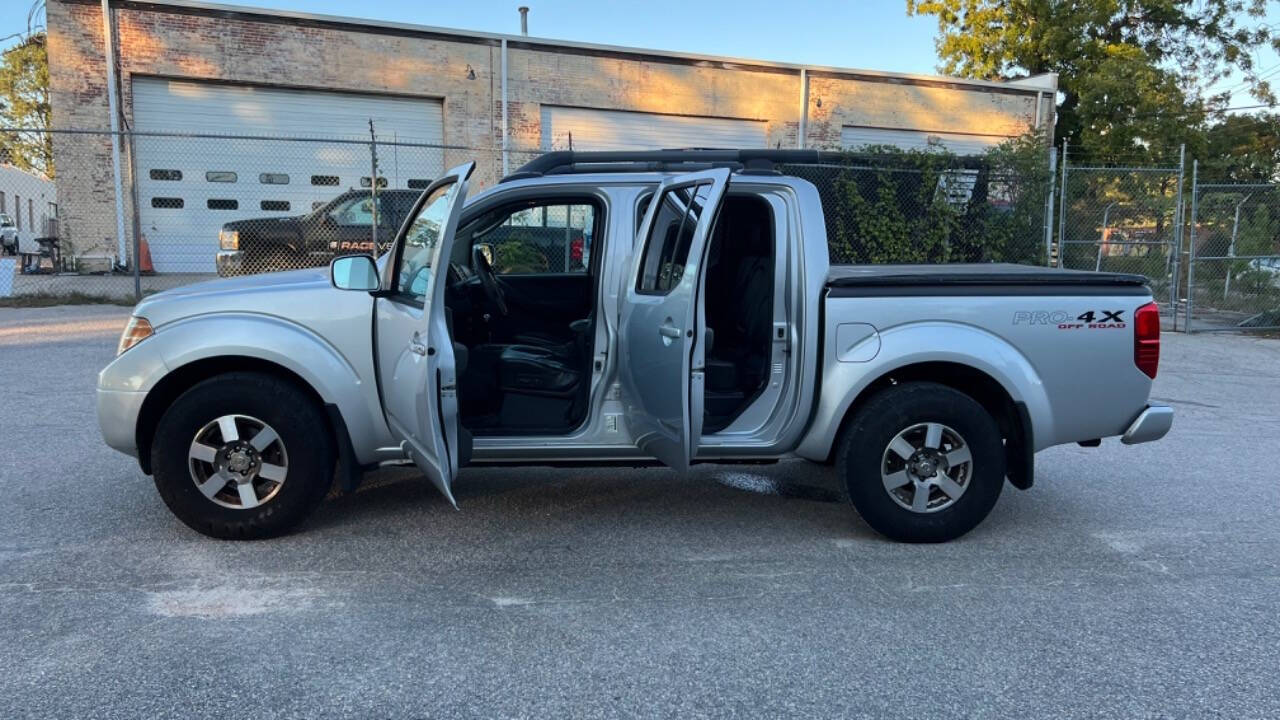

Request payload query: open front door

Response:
[375,162,475,506]
[619,167,731,470]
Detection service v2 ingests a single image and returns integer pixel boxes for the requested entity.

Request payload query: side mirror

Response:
[330,254,380,292]
[474,242,495,267]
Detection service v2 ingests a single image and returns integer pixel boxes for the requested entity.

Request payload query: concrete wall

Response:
[47,0,1053,264]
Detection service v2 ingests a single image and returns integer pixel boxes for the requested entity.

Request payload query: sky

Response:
[1,0,946,75]
[2,0,1275,104]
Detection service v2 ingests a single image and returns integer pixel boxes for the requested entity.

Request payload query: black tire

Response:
[151,372,335,539]
[837,381,1005,543]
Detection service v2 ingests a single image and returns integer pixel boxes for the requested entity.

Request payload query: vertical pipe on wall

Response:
[101,0,128,266]
[797,68,808,149]
[501,38,509,177]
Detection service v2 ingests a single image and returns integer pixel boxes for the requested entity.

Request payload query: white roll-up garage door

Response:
[541,106,768,152]
[840,126,1006,156]
[132,78,444,272]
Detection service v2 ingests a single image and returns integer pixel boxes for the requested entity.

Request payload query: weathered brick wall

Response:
[47,0,1047,264]
[805,73,1044,148]
[47,0,123,261]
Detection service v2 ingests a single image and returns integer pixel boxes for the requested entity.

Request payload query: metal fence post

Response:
[125,129,143,303]
[1170,144,1185,329]
[1044,146,1057,266]
[1056,139,1068,268]
[368,119,379,257]
[1185,159,1198,332]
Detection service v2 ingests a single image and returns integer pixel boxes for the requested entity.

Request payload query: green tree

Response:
[906,0,1279,157]
[0,32,52,175]
[1200,112,1280,181]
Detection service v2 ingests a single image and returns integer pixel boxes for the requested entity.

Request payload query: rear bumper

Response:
[1121,404,1173,445]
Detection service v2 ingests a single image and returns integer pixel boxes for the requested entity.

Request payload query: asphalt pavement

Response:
[2,304,1277,719]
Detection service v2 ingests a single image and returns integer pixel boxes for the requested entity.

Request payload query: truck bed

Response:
[826,263,1150,297]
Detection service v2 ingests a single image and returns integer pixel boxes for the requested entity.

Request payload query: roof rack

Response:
[501,149,842,183]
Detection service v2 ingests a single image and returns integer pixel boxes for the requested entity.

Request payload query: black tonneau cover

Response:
[826,263,1150,297]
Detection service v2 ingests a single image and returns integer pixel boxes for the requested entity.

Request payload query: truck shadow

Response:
[306,460,856,537]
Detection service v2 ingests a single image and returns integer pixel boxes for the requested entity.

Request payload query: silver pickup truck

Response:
[97,150,1172,543]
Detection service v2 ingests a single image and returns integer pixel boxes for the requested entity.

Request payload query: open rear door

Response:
[375,162,475,506]
[619,167,731,470]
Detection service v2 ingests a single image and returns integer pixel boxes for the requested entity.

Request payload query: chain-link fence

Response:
[783,142,1054,267]
[1,127,1060,305]
[0,127,545,302]
[8,126,1277,334]
[1185,178,1280,332]
[1055,152,1185,318]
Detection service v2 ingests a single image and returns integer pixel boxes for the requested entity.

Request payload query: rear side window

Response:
[636,183,712,294]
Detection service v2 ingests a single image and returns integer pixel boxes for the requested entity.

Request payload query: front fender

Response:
[795,321,1054,461]
[152,312,390,464]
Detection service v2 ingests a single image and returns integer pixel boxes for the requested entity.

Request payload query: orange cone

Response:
[138,234,155,274]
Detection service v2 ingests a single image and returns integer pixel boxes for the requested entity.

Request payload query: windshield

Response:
[0,213,12,226]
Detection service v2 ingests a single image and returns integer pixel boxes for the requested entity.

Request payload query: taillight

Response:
[1134,302,1160,379]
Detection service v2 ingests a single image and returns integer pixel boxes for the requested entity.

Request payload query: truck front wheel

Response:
[837,382,1006,543]
[150,372,335,539]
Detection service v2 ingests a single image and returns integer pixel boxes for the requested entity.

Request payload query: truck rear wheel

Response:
[837,382,1005,543]
[150,372,335,539]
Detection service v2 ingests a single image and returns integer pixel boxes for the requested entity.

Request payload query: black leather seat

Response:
[496,344,580,395]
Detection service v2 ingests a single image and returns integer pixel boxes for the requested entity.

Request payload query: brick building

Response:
[47,0,1057,271]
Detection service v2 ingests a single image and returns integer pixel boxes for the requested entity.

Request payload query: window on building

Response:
[149,169,183,181]
[310,175,339,186]
[14,194,19,229]
[360,176,388,189]
[28,198,33,233]
[206,171,237,183]
[151,197,184,209]
[0,190,6,213]
[207,199,238,210]
[260,173,289,185]
[260,200,290,211]
[407,179,432,189]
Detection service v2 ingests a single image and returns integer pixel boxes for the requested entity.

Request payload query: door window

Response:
[468,202,596,275]
[636,183,714,294]
[391,184,456,306]
[329,195,380,227]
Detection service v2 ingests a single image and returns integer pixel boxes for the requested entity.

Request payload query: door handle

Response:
[409,331,428,356]
[658,325,682,339]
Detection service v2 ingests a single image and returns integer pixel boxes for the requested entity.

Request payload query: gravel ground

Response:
[2,304,1277,719]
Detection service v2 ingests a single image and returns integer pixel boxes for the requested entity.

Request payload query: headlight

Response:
[219,229,239,251]
[117,316,154,356]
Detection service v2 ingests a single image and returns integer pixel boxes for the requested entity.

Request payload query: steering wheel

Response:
[472,245,509,316]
